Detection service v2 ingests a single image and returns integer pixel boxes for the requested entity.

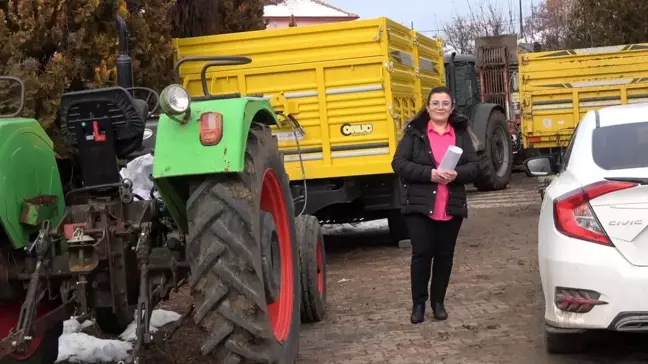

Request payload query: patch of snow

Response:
[56,309,181,363]
[321,219,388,235]
[119,310,181,342]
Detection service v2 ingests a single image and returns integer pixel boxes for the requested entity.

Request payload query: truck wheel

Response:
[474,110,513,191]
[295,215,327,323]
[186,123,300,363]
[95,307,133,335]
[0,301,63,364]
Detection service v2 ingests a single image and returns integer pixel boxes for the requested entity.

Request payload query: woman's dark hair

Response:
[426,86,456,106]
[412,86,458,123]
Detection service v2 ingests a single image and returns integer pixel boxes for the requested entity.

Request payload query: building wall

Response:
[265,16,357,29]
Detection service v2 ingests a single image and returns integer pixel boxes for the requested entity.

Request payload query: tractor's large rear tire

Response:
[186,123,300,363]
[0,301,63,364]
[473,110,513,191]
[295,215,327,323]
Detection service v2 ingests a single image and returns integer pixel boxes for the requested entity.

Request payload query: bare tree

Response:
[443,0,508,54]
[522,0,576,50]
[443,15,474,54]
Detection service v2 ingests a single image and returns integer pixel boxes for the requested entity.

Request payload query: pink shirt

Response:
[427,121,456,221]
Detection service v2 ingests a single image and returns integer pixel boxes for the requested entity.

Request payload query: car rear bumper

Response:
[539,233,648,331]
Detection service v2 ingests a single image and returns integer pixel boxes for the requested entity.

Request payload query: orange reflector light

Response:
[527,136,542,143]
[199,112,223,146]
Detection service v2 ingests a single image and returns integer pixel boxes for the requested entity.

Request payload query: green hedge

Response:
[0,0,265,157]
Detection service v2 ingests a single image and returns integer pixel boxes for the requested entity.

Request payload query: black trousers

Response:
[405,213,463,305]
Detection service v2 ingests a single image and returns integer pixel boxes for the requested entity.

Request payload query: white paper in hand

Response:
[437,145,463,171]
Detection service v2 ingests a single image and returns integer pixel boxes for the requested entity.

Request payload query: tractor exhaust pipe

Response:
[447,52,457,96]
[115,15,134,89]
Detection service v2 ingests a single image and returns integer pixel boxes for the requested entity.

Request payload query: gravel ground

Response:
[119,173,648,363]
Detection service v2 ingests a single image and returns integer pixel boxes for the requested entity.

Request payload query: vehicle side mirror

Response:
[523,156,557,177]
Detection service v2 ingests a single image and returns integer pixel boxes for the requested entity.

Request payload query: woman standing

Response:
[391,86,480,324]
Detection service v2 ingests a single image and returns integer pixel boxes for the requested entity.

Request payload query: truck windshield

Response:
[592,121,648,170]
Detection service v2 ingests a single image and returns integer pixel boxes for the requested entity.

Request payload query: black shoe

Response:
[432,302,448,320]
[410,304,425,324]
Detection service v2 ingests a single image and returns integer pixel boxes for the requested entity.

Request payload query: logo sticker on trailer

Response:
[341,123,373,136]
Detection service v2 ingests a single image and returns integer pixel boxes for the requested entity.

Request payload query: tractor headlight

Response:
[160,84,190,116]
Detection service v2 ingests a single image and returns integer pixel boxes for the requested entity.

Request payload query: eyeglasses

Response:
[429,100,452,108]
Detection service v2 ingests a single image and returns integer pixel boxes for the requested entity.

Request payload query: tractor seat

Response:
[60,87,147,159]
[59,87,148,187]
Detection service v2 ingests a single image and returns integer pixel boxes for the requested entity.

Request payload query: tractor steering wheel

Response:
[126,87,160,119]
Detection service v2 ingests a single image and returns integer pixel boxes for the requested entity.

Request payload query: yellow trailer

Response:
[171,17,512,242]
[519,43,648,151]
[174,17,445,180]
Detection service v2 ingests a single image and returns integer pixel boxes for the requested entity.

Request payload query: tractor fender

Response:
[468,103,506,152]
[0,118,65,249]
[151,97,278,234]
[152,97,278,179]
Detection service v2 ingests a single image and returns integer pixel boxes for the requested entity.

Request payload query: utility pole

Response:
[519,0,524,35]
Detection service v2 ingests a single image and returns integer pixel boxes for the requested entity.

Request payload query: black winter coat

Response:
[391,112,480,218]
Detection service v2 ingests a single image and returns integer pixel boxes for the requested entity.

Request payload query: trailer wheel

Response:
[0,301,63,364]
[295,214,327,323]
[474,110,513,191]
[186,123,300,363]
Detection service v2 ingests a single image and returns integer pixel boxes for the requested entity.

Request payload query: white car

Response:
[524,103,648,354]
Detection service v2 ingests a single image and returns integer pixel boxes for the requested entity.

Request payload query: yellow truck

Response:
[172,17,513,243]
[519,43,648,155]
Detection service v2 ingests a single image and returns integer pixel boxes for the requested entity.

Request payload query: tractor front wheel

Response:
[186,123,300,363]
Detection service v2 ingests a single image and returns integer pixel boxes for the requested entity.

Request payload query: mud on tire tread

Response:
[295,215,327,323]
[186,123,300,363]
[474,110,513,192]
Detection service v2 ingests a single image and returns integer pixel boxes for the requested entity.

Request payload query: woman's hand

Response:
[439,170,457,183]
[431,169,447,184]
[431,169,457,184]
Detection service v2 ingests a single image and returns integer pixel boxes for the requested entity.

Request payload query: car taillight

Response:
[199,112,223,146]
[553,180,637,246]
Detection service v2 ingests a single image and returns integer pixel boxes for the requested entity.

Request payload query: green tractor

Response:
[0,16,327,364]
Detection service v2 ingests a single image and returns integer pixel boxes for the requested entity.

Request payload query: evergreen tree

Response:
[0,0,269,156]
[0,0,174,156]
[171,0,266,38]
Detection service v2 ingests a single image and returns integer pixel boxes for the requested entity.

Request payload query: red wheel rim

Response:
[0,300,48,359]
[261,168,294,343]
[316,240,324,297]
